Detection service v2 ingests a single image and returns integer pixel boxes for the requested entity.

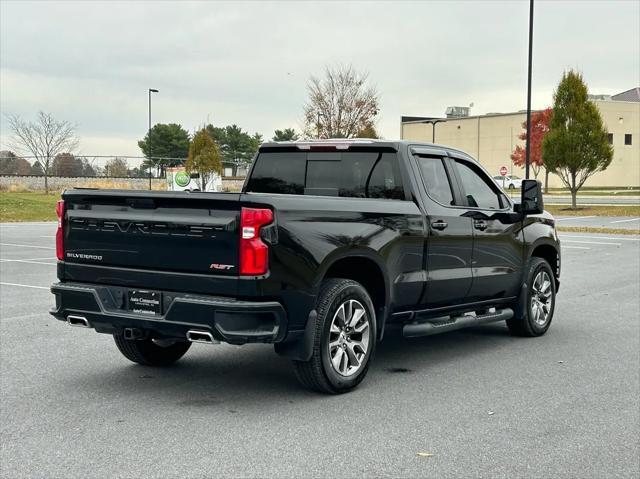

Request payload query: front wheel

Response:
[293,278,376,394]
[507,257,556,337]
[113,334,191,366]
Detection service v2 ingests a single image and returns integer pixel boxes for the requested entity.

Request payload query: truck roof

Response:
[260,138,444,151]
[258,138,474,160]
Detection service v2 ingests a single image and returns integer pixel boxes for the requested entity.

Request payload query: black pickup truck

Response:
[51,140,560,393]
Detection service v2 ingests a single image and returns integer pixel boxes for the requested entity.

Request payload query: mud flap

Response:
[274,310,318,361]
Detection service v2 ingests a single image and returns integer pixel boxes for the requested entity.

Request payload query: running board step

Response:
[402,308,514,338]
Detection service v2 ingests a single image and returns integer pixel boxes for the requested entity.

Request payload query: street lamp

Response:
[524,0,534,179]
[316,112,325,139]
[148,88,159,189]
[422,119,447,143]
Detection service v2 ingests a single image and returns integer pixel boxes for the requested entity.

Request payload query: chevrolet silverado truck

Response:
[50,140,560,394]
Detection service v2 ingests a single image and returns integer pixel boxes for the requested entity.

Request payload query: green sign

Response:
[175,171,190,187]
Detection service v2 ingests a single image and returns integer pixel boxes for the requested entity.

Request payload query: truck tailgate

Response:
[61,190,241,276]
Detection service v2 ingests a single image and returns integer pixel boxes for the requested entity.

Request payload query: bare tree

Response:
[6,111,79,194]
[303,65,380,139]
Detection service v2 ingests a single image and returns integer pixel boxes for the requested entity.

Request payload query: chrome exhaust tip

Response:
[186,330,218,344]
[67,315,90,328]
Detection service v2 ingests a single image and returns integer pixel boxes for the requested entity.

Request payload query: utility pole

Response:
[525,0,534,179]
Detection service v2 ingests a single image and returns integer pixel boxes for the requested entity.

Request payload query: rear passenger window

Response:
[247,151,405,200]
[246,151,305,195]
[365,153,404,199]
[415,156,454,206]
[454,160,502,210]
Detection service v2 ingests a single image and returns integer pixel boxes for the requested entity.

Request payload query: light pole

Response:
[423,119,447,143]
[148,88,159,189]
[524,0,534,179]
[316,112,325,138]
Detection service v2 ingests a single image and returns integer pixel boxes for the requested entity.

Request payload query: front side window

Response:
[415,156,454,206]
[454,160,502,210]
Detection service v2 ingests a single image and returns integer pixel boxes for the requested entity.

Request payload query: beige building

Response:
[400,88,640,188]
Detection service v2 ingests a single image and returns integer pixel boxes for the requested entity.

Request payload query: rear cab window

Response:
[246,149,405,200]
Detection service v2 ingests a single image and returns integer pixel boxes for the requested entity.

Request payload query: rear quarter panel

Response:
[240,193,425,330]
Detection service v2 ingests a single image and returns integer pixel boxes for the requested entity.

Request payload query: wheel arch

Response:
[529,241,560,287]
[317,250,390,338]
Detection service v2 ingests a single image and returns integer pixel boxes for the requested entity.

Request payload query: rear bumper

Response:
[50,282,287,344]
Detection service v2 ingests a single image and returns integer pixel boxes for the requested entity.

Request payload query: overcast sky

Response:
[1,0,638,156]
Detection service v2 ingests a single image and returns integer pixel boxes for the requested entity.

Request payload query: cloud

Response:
[1,0,638,155]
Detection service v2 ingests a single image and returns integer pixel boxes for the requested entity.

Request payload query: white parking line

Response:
[555,216,596,221]
[39,236,55,239]
[0,243,55,250]
[0,256,55,261]
[562,246,590,250]
[0,282,49,290]
[559,235,640,241]
[0,259,57,266]
[0,222,56,226]
[610,218,640,224]
[562,240,621,246]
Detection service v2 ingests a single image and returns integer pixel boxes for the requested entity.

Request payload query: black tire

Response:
[113,334,191,366]
[293,278,377,394]
[507,257,556,337]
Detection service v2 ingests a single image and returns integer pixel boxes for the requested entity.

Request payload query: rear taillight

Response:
[55,200,65,261]
[239,207,273,275]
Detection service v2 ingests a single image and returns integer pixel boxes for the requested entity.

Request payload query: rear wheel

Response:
[507,257,556,337]
[293,278,376,394]
[113,334,191,366]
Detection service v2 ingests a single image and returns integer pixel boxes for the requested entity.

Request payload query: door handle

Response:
[431,220,448,231]
[473,220,488,231]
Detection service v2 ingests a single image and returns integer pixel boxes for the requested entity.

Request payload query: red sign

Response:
[500,166,508,176]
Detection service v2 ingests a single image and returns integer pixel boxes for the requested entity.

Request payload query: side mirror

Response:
[519,179,544,215]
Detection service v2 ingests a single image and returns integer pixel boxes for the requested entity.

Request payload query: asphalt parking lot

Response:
[1,222,639,478]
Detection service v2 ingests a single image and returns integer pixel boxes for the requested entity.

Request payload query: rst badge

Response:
[209,263,234,271]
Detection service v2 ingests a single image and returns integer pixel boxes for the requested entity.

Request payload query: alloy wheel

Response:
[328,299,370,377]
[531,270,553,326]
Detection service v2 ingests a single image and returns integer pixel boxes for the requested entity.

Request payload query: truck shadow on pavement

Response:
[63,323,514,406]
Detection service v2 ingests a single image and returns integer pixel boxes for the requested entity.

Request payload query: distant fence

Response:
[0,155,248,192]
[0,155,249,179]
[0,175,246,193]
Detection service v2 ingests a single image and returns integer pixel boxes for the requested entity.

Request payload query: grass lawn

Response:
[545,204,640,217]
[544,190,639,196]
[0,192,60,222]
[1,191,639,223]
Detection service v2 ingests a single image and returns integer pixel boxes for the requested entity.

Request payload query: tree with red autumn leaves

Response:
[510,107,552,181]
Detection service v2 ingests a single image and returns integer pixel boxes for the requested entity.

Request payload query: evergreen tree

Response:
[205,124,262,166]
[138,123,190,175]
[542,70,613,208]
[272,128,299,142]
